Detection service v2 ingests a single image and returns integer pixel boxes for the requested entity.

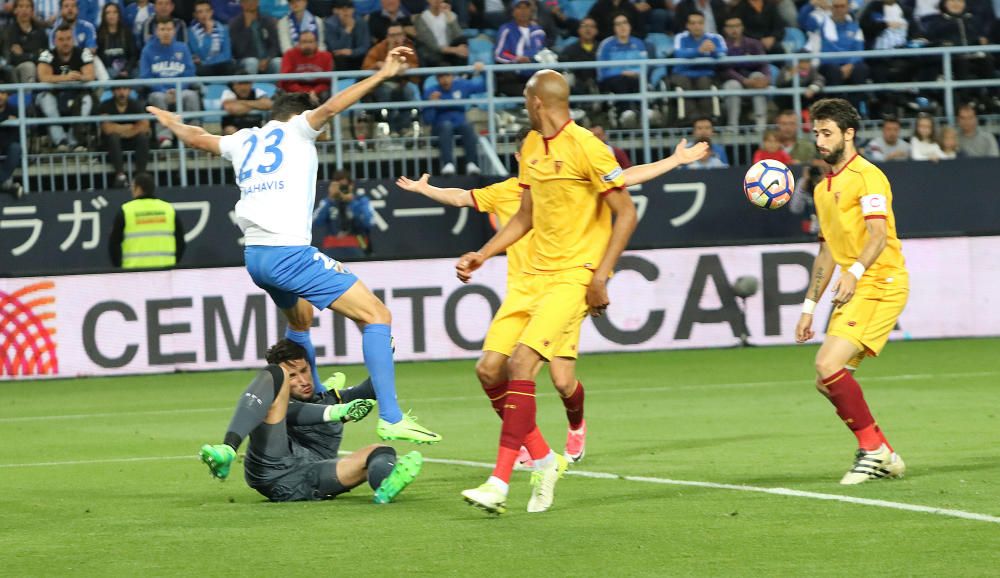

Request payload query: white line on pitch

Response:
[2,453,998,525]
[2,370,995,424]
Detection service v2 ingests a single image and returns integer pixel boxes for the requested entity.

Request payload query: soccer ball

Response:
[743,160,794,210]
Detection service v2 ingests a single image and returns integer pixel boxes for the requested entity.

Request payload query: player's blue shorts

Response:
[244,245,359,311]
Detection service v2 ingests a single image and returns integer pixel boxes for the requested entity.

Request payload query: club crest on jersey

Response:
[554,160,563,174]
[530,158,538,165]
[834,191,841,203]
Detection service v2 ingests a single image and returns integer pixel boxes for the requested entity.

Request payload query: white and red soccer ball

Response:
[743,160,794,210]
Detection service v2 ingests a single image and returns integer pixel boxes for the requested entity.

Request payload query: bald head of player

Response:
[524,70,571,137]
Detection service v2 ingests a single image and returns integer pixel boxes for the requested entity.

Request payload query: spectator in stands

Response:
[673,0,725,35]
[909,112,945,161]
[865,115,910,161]
[588,0,642,38]
[189,0,236,75]
[75,0,101,27]
[671,11,726,122]
[307,0,332,18]
[142,0,188,46]
[533,0,585,45]
[173,0,197,22]
[141,18,200,148]
[51,0,98,50]
[414,0,467,67]
[97,2,138,79]
[683,116,729,168]
[938,126,960,159]
[34,0,62,25]
[559,16,599,96]
[775,56,824,111]
[423,68,485,175]
[817,0,868,109]
[37,24,96,152]
[859,0,917,116]
[230,0,281,74]
[3,0,50,83]
[257,0,289,19]
[369,0,415,44]
[109,172,187,269]
[279,30,333,100]
[0,89,22,197]
[350,0,380,17]
[98,82,151,187]
[752,130,793,164]
[924,0,995,106]
[220,80,273,133]
[596,13,647,127]
[314,171,374,260]
[720,14,769,130]
[325,0,370,70]
[774,109,818,164]
[729,0,784,54]
[956,103,1000,157]
[278,0,325,54]
[468,0,509,31]
[494,0,546,96]
[591,124,632,168]
[363,23,420,133]
[126,0,155,46]
[211,0,242,22]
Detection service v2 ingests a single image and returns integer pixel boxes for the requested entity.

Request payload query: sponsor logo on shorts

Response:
[847,321,857,327]
[543,340,551,347]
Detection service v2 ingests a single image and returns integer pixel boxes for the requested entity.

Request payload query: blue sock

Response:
[285,328,326,394]
[362,324,403,423]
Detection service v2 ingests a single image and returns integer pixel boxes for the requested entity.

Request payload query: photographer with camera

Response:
[313,171,375,260]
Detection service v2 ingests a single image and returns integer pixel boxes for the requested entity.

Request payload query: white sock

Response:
[322,405,338,422]
[532,451,555,470]
[487,476,509,495]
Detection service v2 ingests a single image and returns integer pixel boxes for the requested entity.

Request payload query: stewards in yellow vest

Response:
[109,173,186,268]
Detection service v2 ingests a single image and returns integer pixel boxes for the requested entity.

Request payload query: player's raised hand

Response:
[379,46,413,78]
[831,273,857,308]
[396,173,429,194]
[795,313,815,342]
[672,138,709,165]
[456,251,485,283]
[586,278,609,317]
[146,105,179,128]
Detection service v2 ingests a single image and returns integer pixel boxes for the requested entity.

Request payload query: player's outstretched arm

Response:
[795,241,835,342]
[620,139,710,187]
[396,173,474,207]
[146,105,222,155]
[587,189,639,316]
[306,46,414,131]
[456,189,533,282]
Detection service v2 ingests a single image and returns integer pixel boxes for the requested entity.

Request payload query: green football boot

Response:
[376,411,442,444]
[321,372,347,397]
[200,444,237,480]
[326,398,375,423]
[373,451,423,504]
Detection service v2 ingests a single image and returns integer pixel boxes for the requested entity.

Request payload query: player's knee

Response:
[475,356,504,386]
[551,377,576,397]
[814,356,841,381]
[355,296,392,325]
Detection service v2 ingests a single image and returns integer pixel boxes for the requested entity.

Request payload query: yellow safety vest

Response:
[121,197,177,269]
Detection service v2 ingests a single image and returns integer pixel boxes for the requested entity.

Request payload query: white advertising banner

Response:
[2,237,998,379]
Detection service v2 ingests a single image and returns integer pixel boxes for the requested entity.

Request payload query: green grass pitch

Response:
[3,338,999,576]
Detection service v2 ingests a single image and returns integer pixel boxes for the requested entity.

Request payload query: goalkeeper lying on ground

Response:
[199,339,422,503]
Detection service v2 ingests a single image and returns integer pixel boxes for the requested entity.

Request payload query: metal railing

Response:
[2,44,999,192]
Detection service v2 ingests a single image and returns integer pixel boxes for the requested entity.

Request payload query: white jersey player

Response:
[146,46,440,444]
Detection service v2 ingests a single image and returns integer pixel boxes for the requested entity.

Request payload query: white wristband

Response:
[847,262,866,281]
[802,299,817,315]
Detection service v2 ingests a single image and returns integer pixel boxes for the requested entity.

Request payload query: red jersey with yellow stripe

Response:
[470,177,532,286]
[518,121,626,273]
[813,154,908,285]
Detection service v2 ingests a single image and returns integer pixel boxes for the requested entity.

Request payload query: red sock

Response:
[523,427,551,460]
[822,369,881,450]
[492,380,537,483]
[483,382,507,419]
[561,380,585,430]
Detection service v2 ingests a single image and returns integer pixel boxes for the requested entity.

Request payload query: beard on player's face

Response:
[817,139,845,165]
